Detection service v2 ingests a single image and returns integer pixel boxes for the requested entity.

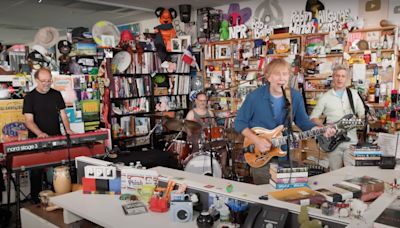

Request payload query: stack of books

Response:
[338,176,385,202]
[269,163,309,189]
[350,144,382,166]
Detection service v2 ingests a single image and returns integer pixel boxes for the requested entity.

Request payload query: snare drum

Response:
[167,140,191,162]
[184,152,222,178]
[203,127,224,141]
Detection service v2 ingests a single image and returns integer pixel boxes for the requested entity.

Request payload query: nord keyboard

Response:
[0,130,108,154]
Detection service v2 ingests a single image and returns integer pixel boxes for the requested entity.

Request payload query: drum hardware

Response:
[164,117,202,134]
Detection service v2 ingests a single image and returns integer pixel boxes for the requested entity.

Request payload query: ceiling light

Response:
[78,0,153,12]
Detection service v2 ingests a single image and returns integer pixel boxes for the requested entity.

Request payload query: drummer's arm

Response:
[209,110,217,126]
[186,110,195,121]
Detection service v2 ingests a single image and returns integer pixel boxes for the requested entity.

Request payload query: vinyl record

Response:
[112,51,131,73]
[92,21,120,47]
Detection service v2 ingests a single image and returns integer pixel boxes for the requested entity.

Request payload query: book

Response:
[332,183,362,199]
[341,176,384,194]
[269,187,325,206]
[360,191,383,202]
[374,198,400,228]
[270,170,308,179]
[315,188,342,202]
[270,163,308,173]
[270,180,308,189]
[354,160,381,166]
[271,176,308,184]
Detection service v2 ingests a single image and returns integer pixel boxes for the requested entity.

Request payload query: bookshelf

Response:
[109,49,191,150]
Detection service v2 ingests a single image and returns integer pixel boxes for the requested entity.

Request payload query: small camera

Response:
[170,201,193,223]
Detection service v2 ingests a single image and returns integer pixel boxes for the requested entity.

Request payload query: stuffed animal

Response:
[154,7,177,53]
[302,59,319,75]
[219,20,230,41]
[298,206,322,228]
[156,96,170,112]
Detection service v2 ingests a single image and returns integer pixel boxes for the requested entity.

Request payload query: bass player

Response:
[234,59,336,184]
[310,65,365,170]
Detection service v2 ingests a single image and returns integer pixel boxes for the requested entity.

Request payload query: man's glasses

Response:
[36,78,53,84]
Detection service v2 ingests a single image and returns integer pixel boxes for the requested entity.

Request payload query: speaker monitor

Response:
[179,5,191,23]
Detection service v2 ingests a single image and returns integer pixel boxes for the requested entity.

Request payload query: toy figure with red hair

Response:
[154,7,177,62]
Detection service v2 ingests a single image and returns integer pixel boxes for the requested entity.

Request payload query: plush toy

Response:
[219,20,230,41]
[156,96,170,112]
[302,59,319,75]
[298,206,322,228]
[154,7,177,56]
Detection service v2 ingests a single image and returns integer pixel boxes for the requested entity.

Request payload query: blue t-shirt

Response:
[271,95,285,124]
[335,90,344,98]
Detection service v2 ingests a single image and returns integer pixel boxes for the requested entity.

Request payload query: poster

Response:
[0,100,26,142]
[52,75,77,107]
[81,99,100,131]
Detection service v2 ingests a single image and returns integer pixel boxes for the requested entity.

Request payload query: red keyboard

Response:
[0,130,108,154]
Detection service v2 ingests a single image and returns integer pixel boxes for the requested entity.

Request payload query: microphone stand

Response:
[57,109,74,179]
[281,86,295,184]
[356,92,372,146]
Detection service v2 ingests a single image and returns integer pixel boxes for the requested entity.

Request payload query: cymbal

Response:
[164,118,201,133]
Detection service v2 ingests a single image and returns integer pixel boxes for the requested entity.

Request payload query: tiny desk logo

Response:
[394,5,400,14]
[365,0,381,12]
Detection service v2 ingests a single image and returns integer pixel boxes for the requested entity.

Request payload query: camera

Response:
[170,201,193,223]
[169,191,193,223]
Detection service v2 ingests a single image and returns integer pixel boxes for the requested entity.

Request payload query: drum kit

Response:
[163,115,238,178]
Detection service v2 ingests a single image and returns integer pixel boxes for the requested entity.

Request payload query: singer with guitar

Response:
[234,59,336,185]
[310,65,365,170]
[22,67,75,203]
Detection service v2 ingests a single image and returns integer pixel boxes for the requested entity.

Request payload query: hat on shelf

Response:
[120,30,135,43]
[71,27,93,43]
[34,27,59,48]
[112,51,131,73]
[92,21,120,47]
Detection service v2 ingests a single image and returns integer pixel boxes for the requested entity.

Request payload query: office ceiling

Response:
[0,0,246,45]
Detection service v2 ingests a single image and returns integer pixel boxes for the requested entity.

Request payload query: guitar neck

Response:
[271,125,332,148]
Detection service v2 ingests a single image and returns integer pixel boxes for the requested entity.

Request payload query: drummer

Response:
[185,91,215,151]
[186,92,227,175]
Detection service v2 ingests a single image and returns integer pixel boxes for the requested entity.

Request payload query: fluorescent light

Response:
[78,0,154,12]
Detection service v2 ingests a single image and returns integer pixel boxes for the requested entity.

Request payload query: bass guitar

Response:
[317,103,399,152]
[243,114,363,168]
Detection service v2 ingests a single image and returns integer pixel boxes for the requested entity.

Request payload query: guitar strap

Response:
[346,88,356,117]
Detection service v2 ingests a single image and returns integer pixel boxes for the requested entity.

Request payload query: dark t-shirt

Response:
[23,88,66,138]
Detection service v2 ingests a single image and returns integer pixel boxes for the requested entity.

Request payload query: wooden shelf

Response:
[304,53,343,58]
[304,76,329,80]
[111,96,151,101]
[111,112,152,117]
[348,49,395,54]
[204,58,232,61]
[304,89,328,92]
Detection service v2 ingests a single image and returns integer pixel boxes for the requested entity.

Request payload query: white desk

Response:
[49,166,400,228]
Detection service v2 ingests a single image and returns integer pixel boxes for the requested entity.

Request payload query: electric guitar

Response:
[243,114,363,168]
[317,102,400,152]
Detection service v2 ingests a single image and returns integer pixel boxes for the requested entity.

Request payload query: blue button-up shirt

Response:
[235,84,316,134]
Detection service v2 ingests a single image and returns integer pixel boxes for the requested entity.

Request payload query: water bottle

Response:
[135,161,143,169]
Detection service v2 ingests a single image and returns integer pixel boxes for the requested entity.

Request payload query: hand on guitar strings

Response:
[323,125,336,138]
[253,136,271,153]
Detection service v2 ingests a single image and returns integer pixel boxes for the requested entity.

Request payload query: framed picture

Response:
[178,35,191,50]
[171,38,182,52]
[101,35,115,48]
[216,45,231,59]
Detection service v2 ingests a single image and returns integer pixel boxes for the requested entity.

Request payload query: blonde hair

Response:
[264,59,291,78]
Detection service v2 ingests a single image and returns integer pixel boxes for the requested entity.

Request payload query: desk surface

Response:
[51,166,400,228]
